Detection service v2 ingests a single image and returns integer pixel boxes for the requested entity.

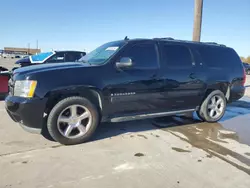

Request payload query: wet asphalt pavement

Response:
[1,96,250,187]
[1,59,250,187]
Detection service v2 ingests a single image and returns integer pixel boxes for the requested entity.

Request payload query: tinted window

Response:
[65,52,85,62]
[76,52,86,60]
[197,46,241,68]
[161,44,193,68]
[46,52,65,63]
[121,43,158,69]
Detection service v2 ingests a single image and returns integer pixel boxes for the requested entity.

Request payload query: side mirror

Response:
[116,57,133,69]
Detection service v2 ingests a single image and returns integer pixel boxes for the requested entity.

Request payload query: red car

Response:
[0,66,10,99]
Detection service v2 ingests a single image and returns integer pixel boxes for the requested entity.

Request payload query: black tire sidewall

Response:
[47,96,100,145]
[198,90,226,123]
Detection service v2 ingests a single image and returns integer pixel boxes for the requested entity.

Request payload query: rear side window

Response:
[197,46,241,68]
[46,52,65,63]
[121,43,158,69]
[65,52,85,62]
[74,52,86,61]
[161,44,193,68]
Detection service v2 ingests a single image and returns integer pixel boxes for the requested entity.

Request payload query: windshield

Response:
[78,41,126,65]
[30,51,55,63]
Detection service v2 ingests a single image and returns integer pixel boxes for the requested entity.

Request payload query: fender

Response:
[205,81,230,99]
[44,85,104,112]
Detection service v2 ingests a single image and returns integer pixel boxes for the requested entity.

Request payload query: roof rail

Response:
[153,37,174,40]
[203,42,218,45]
[153,38,226,47]
[162,37,174,40]
[203,42,226,47]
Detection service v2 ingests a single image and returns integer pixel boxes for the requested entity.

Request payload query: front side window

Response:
[120,43,158,69]
[79,41,126,65]
[161,44,193,68]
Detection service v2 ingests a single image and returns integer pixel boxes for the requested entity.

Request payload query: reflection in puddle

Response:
[152,97,250,175]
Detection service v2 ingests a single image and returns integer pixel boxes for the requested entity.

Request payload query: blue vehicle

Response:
[15,51,86,68]
[243,62,250,75]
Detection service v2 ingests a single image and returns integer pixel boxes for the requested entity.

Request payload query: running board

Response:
[110,109,196,123]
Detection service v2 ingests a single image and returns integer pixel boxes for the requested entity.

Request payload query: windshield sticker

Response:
[105,46,119,51]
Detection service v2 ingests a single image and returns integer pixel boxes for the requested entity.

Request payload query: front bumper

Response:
[5,95,47,134]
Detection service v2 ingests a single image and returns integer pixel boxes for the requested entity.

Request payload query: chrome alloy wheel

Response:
[207,95,225,119]
[57,105,92,139]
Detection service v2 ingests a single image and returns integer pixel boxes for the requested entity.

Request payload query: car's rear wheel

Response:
[197,90,226,122]
[47,96,100,145]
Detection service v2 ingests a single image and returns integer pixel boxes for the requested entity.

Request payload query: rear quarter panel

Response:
[193,45,244,101]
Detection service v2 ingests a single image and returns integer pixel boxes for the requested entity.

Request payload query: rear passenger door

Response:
[159,43,206,110]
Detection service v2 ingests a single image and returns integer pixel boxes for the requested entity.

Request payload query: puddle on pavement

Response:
[152,98,250,175]
[137,134,148,139]
[51,145,63,148]
[171,147,191,153]
[206,154,213,158]
[134,153,145,157]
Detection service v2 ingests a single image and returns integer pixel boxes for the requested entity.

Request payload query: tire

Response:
[47,96,100,145]
[197,90,226,122]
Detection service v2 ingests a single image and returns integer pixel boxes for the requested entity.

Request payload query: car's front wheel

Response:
[197,90,226,122]
[47,96,100,145]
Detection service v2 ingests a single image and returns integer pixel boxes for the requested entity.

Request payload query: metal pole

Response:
[28,43,30,55]
[192,0,203,42]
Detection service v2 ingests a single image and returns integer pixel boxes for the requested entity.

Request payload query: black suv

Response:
[5,38,246,145]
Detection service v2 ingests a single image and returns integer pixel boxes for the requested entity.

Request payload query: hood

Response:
[13,62,93,75]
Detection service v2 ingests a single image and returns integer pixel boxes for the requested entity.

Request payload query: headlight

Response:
[14,80,37,98]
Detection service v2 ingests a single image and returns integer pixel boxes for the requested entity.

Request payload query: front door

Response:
[103,41,162,116]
